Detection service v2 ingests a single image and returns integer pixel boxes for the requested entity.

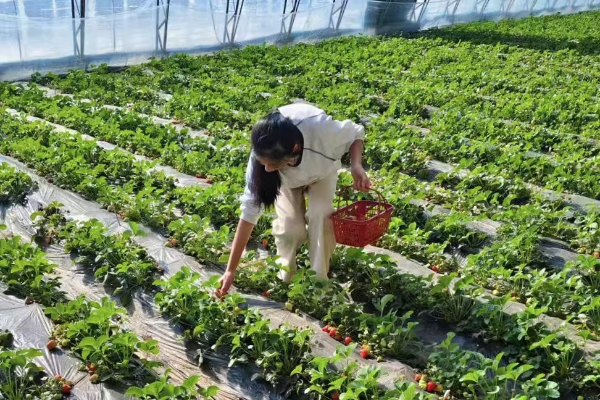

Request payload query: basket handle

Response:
[336,185,389,213]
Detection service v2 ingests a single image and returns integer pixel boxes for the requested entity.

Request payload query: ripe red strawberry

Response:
[359,348,370,359]
[206,179,213,184]
[344,336,352,346]
[328,327,338,338]
[414,373,422,382]
[46,339,57,350]
[54,375,63,381]
[331,393,340,400]
[321,326,331,333]
[86,363,97,373]
[262,291,271,298]
[262,239,268,249]
[61,384,72,395]
[172,119,181,125]
[195,174,201,179]
[426,381,437,393]
[431,265,440,273]
[47,178,53,183]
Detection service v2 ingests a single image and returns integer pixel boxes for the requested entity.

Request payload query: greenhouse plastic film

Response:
[1,0,599,80]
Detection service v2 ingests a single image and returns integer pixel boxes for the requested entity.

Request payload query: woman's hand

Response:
[215,218,256,298]
[351,164,371,192]
[216,270,235,298]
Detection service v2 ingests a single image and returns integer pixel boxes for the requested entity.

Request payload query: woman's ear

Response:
[292,143,301,154]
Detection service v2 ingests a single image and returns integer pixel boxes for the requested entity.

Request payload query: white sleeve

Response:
[316,113,365,159]
[240,155,262,225]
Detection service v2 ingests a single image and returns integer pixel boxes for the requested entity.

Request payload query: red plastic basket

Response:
[331,186,394,248]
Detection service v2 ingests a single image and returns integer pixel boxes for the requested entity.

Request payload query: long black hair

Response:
[250,111,303,209]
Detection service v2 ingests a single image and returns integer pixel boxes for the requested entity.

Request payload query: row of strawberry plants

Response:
[418,108,600,159]
[0,83,250,185]
[368,114,600,200]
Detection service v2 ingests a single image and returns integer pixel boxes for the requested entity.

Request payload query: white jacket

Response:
[240,103,365,225]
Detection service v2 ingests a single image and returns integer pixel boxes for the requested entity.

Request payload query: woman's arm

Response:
[349,139,371,192]
[217,218,255,297]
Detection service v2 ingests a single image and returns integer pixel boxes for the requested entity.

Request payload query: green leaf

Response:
[290,364,303,376]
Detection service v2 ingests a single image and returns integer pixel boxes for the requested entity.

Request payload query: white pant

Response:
[273,169,338,282]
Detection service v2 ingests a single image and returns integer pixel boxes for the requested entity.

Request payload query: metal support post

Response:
[473,0,490,17]
[12,0,23,61]
[280,0,302,40]
[442,0,461,24]
[527,0,539,13]
[220,0,245,45]
[328,0,349,30]
[409,0,431,22]
[71,0,85,63]
[500,0,515,15]
[156,0,171,54]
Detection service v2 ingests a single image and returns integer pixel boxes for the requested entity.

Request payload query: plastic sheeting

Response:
[0,151,416,399]
[1,0,599,80]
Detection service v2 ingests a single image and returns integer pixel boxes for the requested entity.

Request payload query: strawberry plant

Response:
[45,296,161,384]
[58,217,160,304]
[0,236,65,305]
[0,348,63,400]
[0,162,36,205]
[126,369,219,399]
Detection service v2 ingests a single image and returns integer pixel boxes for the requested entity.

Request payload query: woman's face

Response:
[255,143,302,172]
[256,155,298,172]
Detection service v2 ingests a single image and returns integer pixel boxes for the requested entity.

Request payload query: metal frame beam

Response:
[442,0,461,23]
[220,0,245,45]
[156,0,171,54]
[409,0,431,22]
[328,0,349,30]
[500,0,515,15]
[280,0,302,40]
[12,0,23,61]
[473,0,491,16]
[71,0,85,63]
